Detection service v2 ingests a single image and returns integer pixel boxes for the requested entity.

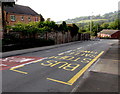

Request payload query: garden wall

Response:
[5,31,90,44]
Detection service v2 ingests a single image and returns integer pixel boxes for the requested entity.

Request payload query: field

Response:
[77,19,107,23]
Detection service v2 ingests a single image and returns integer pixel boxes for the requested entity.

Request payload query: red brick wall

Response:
[0,4,3,32]
[111,31,120,39]
[5,12,40,26]
[0,3,3,39]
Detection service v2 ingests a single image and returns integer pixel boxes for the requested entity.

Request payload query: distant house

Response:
[4,4,41,26]
[97,29,120,39]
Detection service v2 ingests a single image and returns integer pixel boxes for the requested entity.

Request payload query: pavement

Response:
[2,41,83,58]
[71,40,120,93]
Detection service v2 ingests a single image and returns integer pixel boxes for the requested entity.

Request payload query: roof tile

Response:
[4,4,39,16]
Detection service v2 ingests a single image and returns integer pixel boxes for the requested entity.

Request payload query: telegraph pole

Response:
[90,12,93,34]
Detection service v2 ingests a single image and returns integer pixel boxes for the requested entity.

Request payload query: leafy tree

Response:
[38,21,57,32]
[58,21,68,43]
[25,22,40,38]
[108,19,120,29]
[59,21,68,32]
[101,22,109,29]
[84,22,102,36]
[39,14,45,22]
[92,23,101,36]
[38,21,58,40]
[70,24,79,37]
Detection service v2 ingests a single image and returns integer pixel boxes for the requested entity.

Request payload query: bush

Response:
[69,24,79,37]
[2,38,55,52]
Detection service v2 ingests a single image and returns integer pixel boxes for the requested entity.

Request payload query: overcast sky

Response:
[16,0,120,21]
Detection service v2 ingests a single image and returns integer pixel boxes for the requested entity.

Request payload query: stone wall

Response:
[4,31,90,44]
[39,32,90,44]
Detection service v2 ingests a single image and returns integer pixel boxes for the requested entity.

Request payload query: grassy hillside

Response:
[77,19,107,23]
[56,11,118,24]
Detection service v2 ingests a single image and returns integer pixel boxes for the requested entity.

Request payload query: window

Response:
[10,15,16,21]
[35,17,38,22]
[21,16,24,21]
[28,17,31,21]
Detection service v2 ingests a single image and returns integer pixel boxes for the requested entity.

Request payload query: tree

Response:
[85,22,101,36]
[114,19,120,29]
[79,27,86,33]
[70,24,79,38]
[46,18,51,21]
[58,21,68,43]
[108,19,120,29]
[38,21,58,40]
[93,23,101,36]
[39,14,45,22]
[59,21,68,32]
[101,22,109,29]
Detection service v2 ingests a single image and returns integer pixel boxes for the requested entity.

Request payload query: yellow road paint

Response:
[9,58,46,74]
[63,64,80,71]
[50,61,68,68]
[47,51,104,85]
[47,78,72,85]
[72,57,81,62]
[68,51,104,84]
[41,60,80,71]
[10,65,28,74]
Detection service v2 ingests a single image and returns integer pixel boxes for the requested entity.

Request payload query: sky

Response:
[16,0,120,22]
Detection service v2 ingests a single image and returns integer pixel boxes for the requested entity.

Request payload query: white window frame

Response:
[10,15,16,21]
[35,17,38,22]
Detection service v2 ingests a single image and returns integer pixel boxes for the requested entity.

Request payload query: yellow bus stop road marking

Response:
[47,78,72,85]
[10,65,28,74]
[9,58,46,74]
[47,51,104,85]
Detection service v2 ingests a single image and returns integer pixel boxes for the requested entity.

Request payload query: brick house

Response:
[0,0,15,39]
[97,29,120,39]
[4,4,41,26]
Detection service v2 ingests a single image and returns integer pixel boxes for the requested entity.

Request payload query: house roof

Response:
[98,29,120,35]
[4,4,39,16]
[1,0,15,2]
[1,0,15,6]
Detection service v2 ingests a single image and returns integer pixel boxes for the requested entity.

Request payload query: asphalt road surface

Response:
[1,39,118,92]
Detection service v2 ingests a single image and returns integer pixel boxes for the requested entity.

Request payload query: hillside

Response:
[56,11,118,24]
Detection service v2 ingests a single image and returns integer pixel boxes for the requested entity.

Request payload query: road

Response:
[1,39,118,92]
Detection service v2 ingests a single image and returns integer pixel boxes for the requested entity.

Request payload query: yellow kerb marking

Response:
[68,51,104,84]
[47,78,72,85]
[10,65,28,74]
